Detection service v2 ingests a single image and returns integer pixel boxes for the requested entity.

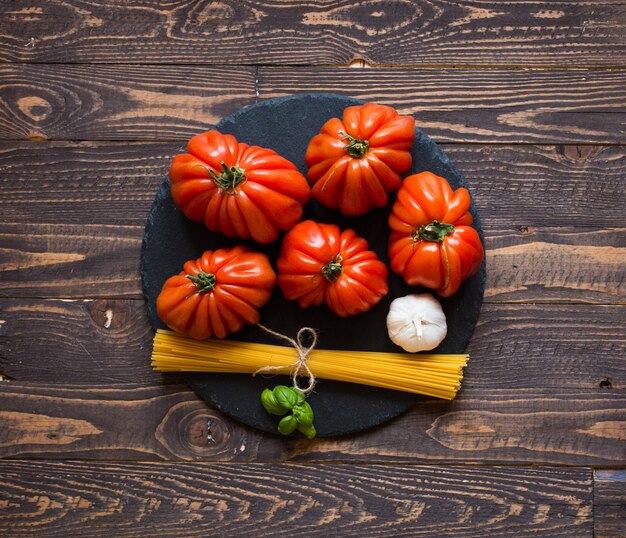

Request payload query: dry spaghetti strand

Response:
[151,329,469,400]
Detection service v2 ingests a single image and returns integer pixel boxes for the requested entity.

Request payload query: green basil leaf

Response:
[292,404,305,423]
[273,385,298,410]
[292,403,313,427]
[293,389,306,405]
[298,401,314,427]
[260,388,288,416]
[277,414,298,435]
[297,422,317,439]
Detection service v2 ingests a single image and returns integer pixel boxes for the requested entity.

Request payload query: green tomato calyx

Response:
[209,162,246,194]
[186,272,216,293]
[413,221,455,243]
[322,255,343,282]
[339,131,370,158]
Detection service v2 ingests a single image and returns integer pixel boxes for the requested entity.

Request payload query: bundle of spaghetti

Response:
[152,329,469,400]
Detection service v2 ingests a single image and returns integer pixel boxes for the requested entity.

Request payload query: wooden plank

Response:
[444,144,626,229]
[2,142,624,228]
[1,299,624,390]
[2,66,625,143]
[484,227,625,304]
[0,141,172,226]
[0,64,256,141]
[0,222,144,298]
[0,0,624,67]
[0,382,623,464]
[257,68,626,144]
[0,299,159,384]
[594,470,626,538]
[0,462,592,537]
[2,222,623,303]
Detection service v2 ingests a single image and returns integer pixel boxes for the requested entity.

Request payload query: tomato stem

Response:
[187,272,216,292]
[413,221,455,243]
[339,131,370,158]
[209,162,246,194]
[322,255,343,282]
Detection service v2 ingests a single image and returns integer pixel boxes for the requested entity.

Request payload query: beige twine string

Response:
[253,323,318,395]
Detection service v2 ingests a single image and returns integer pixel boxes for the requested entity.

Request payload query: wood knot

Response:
[185,411,226,446]
[158,401,254,459]
[349,58,370,68]
[557,145,598,164]
[17,96,52,121]
[176,407,235,457]
[599,378,613,389]
[87,300,126,330]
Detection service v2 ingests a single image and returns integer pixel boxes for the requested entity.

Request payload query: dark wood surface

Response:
[0,1,624,536]
[594,470,626,538]
[0,462,593,537]
[1,65,625,143]
[1,1,624,67]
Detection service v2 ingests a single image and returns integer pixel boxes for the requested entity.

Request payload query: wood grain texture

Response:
[2,142,624,227]
[0,141,178,226]
[0,462,592,538]
[0,64,256,141]
[0,382,623,464]
[1,142,624,302]
[1,299,624,390]
[0,222,144,298]
[594,470,626,538]
[0,0,624,67]
[484,227,625,304]
[257,67,626,144]
[2,66,626,142]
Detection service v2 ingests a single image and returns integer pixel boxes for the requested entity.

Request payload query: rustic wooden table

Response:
[1,1,625,536]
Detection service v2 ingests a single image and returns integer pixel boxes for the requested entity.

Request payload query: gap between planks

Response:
[0,455,618,469]
[5,139,626,147]
[1,61,625,71]
[1,297,622,306]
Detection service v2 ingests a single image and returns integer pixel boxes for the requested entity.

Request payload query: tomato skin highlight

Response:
[388,172,484,297]
[170,130,311,244]
[157,246,276,339]
[277,220,388,317]
[305,103,415,216]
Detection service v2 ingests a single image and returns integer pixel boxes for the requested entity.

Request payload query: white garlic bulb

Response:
[386,294,447,352]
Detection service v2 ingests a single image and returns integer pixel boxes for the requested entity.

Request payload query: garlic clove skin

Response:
[386,293,447,352]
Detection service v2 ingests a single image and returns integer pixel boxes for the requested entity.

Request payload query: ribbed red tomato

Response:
[170,130,311,244]
[157,246,276,339]
[305,102,415,216]
[388,172,484,297]
[276,220,388,317]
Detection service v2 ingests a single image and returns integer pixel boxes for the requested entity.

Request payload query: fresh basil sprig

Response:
[260,385,316,439]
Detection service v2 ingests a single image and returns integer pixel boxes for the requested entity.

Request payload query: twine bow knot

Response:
[253,324,318,394]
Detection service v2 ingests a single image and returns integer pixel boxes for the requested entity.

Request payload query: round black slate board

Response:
[141,94,486,437]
